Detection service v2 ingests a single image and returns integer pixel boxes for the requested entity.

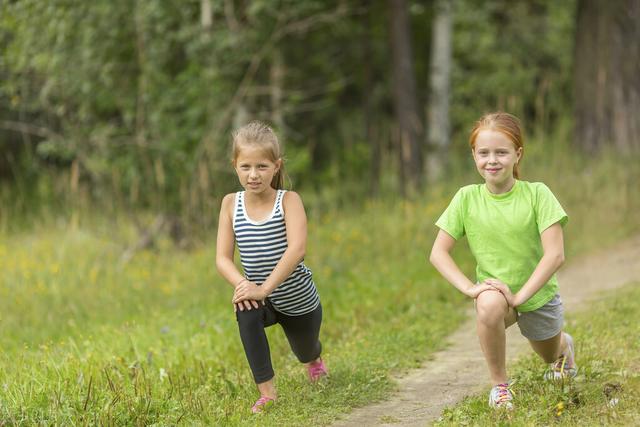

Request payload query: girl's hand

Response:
[233,280,267,304]
[483,278,517,307]
[465,283,498,299]
[233,299,262,312]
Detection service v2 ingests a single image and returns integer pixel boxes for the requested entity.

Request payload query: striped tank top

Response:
[233,190,320,316]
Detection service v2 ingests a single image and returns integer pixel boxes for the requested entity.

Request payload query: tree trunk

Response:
[574,0,640,152]
[134,0,155,199]
[426,0,452,182]
[201,0,212,30]
[389,0,423,196]
[232,104,250,130]
[270,49,285,139]
[362,0,380,196]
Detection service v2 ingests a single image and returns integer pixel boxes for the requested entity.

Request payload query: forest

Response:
[1,0,639,425]
[2,0,636,234]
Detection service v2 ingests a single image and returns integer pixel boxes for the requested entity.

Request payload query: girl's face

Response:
[234,145,281,195]
[472,129,522,193]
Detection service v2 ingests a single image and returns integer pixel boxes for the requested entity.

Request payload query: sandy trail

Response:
[332,235,640,426]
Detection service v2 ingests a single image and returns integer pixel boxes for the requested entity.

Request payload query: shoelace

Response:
[551,354,570,375]
[495,383,513,404]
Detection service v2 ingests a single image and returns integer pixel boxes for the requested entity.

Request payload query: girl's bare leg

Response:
[529,332,564,363]
[476,290,517,384]
[256,379,277,399]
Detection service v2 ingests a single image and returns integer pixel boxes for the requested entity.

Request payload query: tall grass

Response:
[521,131,640,256]
[0,200,472,425]
[0,139,638,424]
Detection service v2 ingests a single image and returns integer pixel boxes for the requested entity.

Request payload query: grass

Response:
[0,202,472,425]
[0,145,638,425]
[436,282,640,426]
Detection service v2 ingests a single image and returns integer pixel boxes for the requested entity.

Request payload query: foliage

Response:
[450,0,576,147]
[0,0,580,228]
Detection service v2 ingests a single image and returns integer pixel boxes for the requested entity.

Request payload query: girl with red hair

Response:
[430,112,577,410]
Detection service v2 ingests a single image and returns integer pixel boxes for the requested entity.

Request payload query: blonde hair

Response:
[231,121,285,189]
[469,112,524,179]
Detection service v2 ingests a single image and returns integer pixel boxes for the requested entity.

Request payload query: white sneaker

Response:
[488,382,514,410]
[544,332,578,381]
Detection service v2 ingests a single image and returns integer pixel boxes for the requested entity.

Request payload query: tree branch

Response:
[0,120,62,140]
[191,5,354,173]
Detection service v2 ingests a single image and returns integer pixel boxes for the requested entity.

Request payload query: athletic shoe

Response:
[544,332,578,381]
[489,382,514,410]
[251,396,275,414]
[307,358,328,382]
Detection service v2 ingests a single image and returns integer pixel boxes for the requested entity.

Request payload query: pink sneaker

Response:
[251,396,275,414]
[307,358,328,382]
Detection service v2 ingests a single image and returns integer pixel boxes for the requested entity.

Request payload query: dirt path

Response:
[332,235,640,427]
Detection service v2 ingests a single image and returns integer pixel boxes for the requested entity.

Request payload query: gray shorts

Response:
[516,294,564,341]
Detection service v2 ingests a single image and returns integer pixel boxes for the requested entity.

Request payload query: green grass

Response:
[436,282,640,426]
[0,146,638,425]
[0,202,472,425]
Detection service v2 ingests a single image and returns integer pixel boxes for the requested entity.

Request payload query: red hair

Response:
[469,112,524,179]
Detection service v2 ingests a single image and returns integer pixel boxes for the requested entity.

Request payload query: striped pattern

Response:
[233,190,319,315]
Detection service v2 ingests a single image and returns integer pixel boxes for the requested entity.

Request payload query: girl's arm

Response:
[216,194,259,310]
[233,191,308,302]
[429,229,495,298]
[488,222,565,307]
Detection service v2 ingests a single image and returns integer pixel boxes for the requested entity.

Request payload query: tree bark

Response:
[574,0,640,152]
[362,0,380,196]
[201,0,212,30]
[426,0,452,182]
[389,0,423,196]
[270,49,285,139]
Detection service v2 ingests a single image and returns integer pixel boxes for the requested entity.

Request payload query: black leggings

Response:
[236,300,323,383]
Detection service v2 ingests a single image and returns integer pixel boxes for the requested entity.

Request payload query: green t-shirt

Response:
[435,180,568,312]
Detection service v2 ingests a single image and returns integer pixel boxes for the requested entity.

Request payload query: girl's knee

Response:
[236,306,264,327]
[292,341,321,364]
[476,290,508,323]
